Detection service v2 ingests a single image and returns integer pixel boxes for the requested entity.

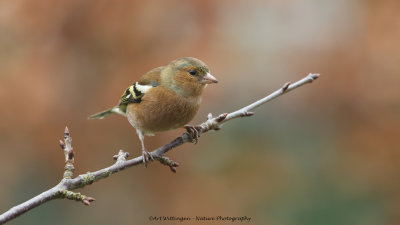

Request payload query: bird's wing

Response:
[137,66,163,86]
[117,66,163,113]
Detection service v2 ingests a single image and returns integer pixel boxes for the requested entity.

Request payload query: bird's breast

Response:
[126,87,201,134]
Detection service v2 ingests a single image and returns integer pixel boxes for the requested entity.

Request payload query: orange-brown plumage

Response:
[127,86,201,134]
[89,57,218,165]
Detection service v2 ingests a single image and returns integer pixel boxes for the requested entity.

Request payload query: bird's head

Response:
[162,57,218,97]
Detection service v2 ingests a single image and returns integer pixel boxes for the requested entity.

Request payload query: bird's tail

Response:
[88,106,125,120]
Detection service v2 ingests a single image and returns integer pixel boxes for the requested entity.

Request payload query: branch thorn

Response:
[282,82,291,92]
[64,126,70,137]
[113,150,130,161]
[82,196,96,206]
[216,113,228,123]
[241,111,254,117]
[59,140,65,150]
[308,73,320,80]
[158,156,179,173]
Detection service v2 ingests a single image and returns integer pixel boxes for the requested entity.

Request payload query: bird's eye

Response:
[188,70,197,76]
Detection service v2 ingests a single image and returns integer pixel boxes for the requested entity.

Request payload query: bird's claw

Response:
[184,125,202,144]
[142,149,154,167]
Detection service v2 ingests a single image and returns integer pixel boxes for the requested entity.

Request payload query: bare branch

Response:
[0,73,319,224]
[221,73,319,124]
[0,187,61,224]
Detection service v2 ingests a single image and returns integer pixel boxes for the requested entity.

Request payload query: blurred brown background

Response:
[0,0,399,224]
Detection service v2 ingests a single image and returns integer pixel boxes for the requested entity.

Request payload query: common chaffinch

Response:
[89,57,218,164]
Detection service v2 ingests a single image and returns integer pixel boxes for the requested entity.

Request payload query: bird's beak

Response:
[201,73,218,84]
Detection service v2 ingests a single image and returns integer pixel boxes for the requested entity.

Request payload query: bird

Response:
[88,57,218,165]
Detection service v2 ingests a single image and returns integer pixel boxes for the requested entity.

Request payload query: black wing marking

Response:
[117,82,153,113]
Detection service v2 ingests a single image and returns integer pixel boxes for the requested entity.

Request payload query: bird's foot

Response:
[142,149,154,166]
[184,125,202,144]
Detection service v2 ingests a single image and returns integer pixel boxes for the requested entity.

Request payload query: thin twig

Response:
[0,73,319,224]
[60,127,75,179]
